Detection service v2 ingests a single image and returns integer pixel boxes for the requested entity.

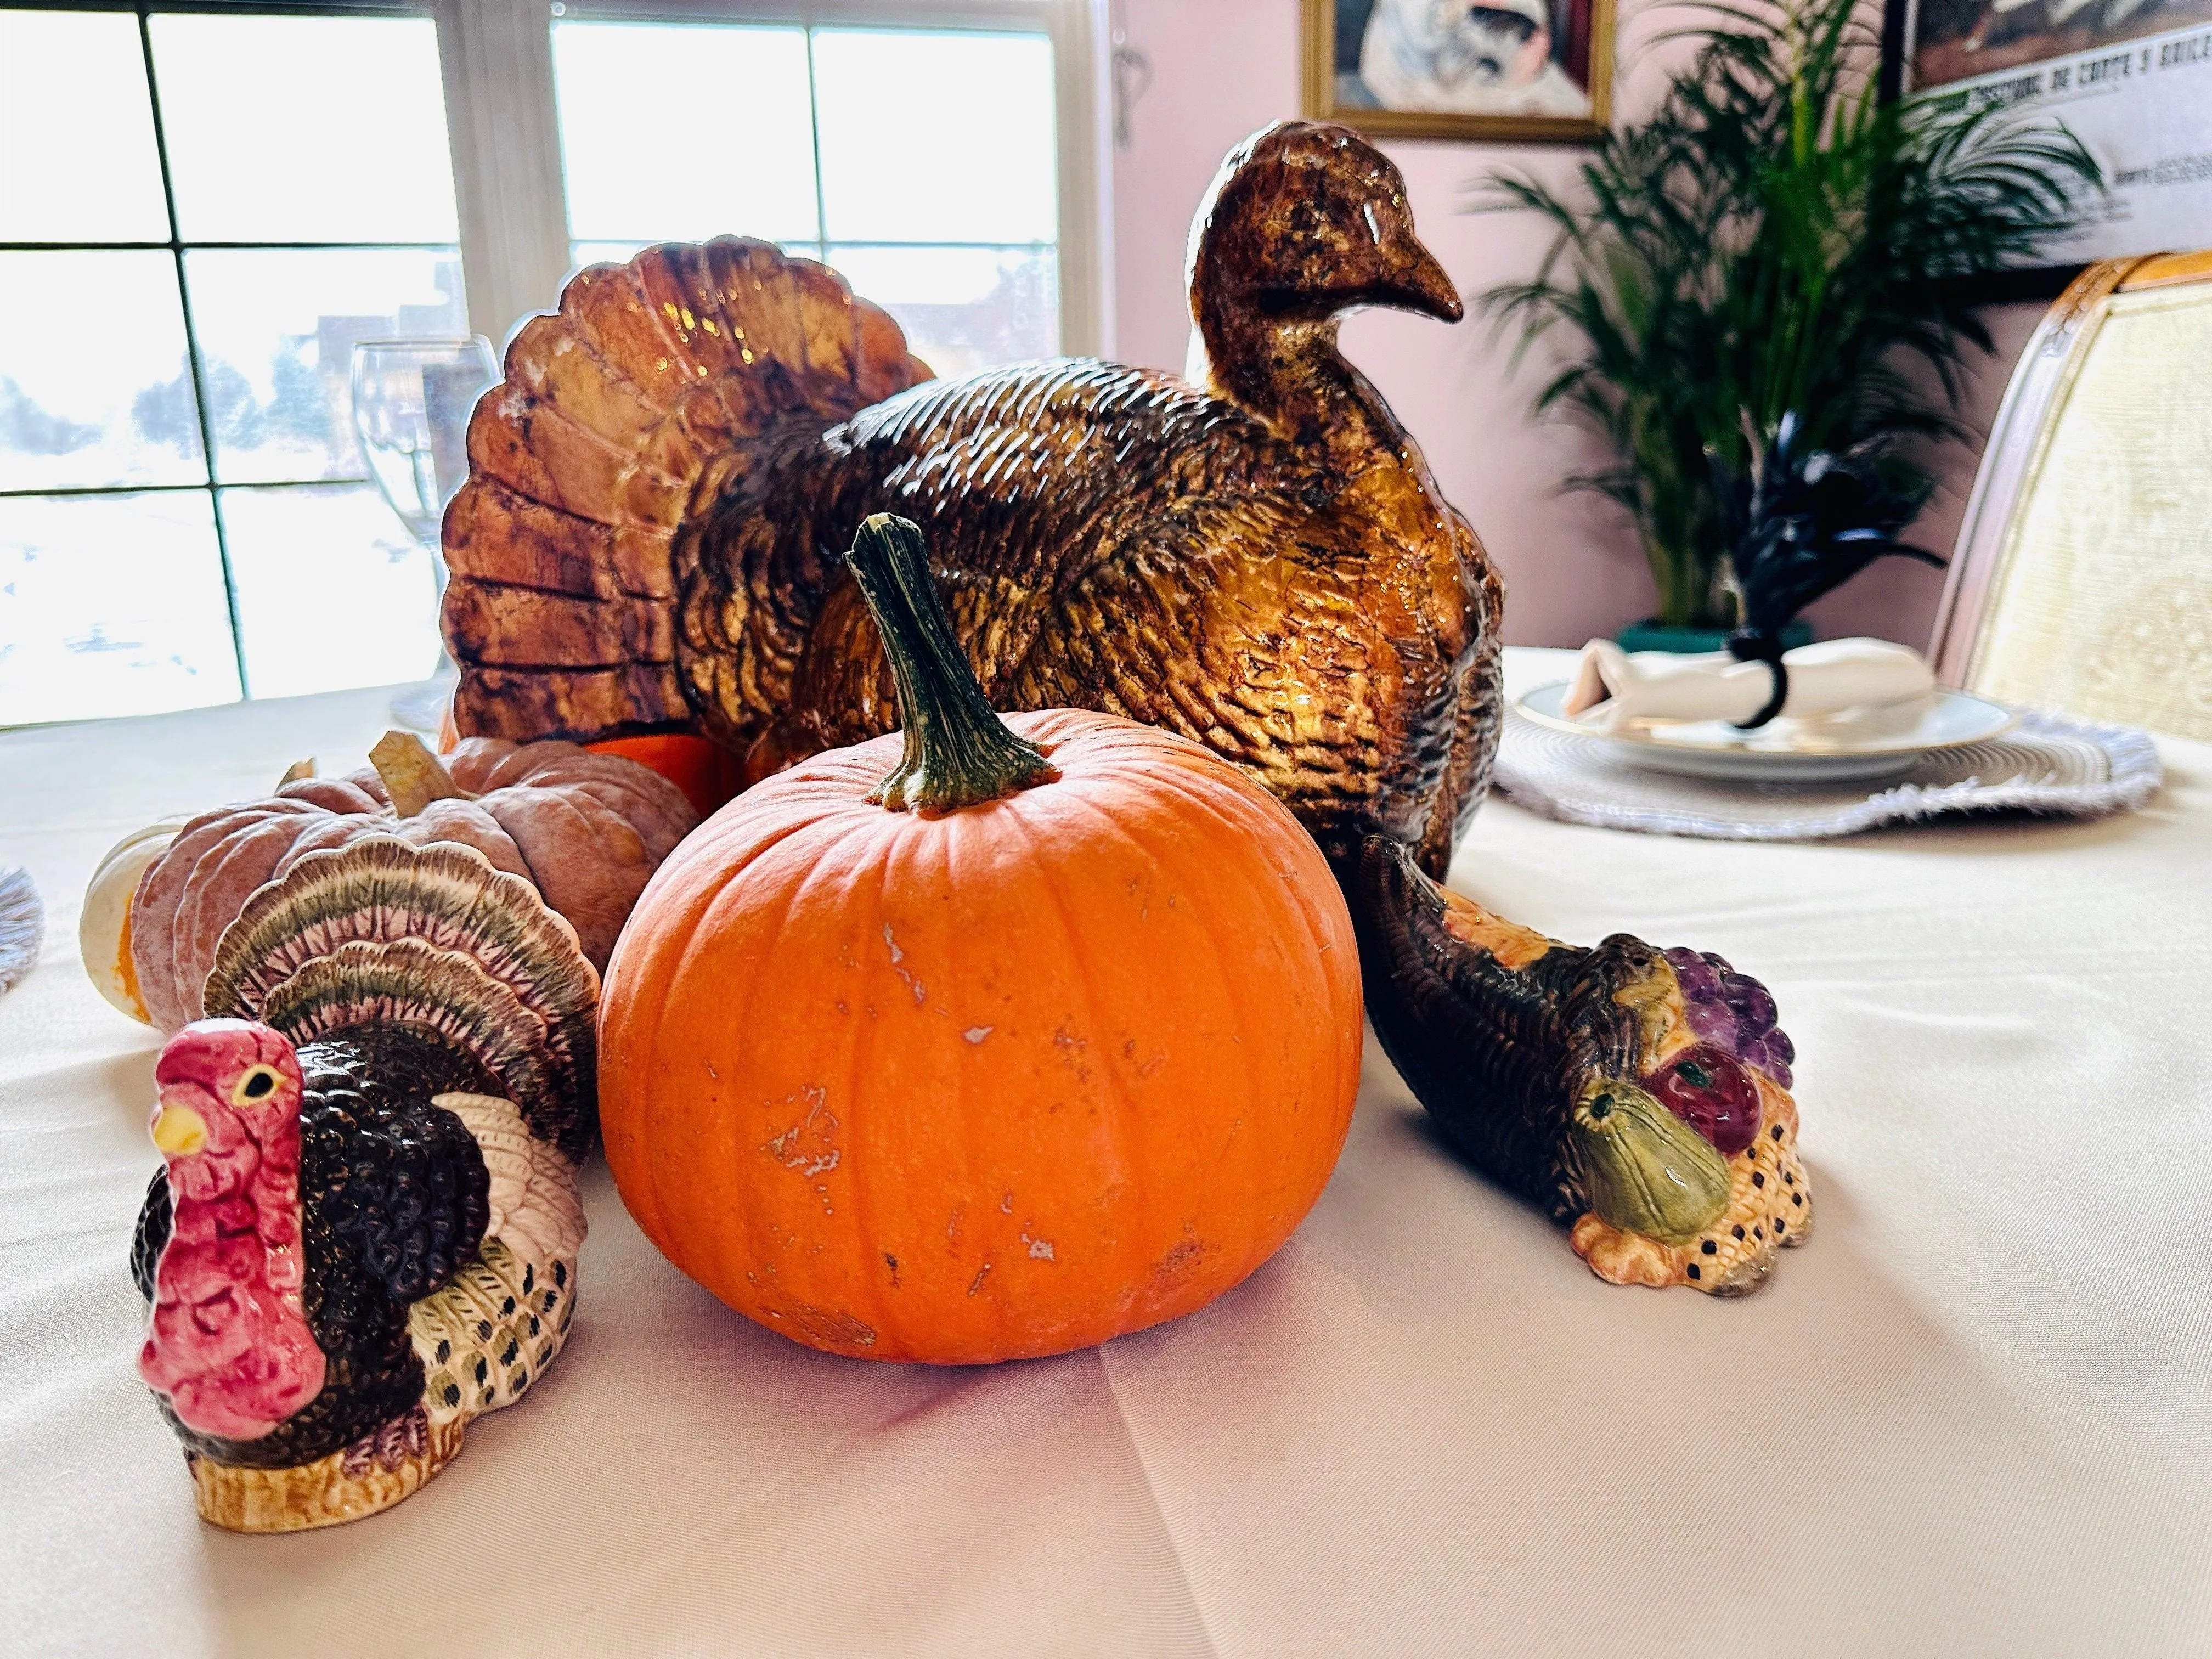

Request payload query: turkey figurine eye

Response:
[230,1065,281,1107]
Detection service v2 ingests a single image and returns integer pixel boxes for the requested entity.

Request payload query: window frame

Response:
[1,0,464,704]
[4,0,1109,364]
[1,0,1108,719]
[431,0,1110,359]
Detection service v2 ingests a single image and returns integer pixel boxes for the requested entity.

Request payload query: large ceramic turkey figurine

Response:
[441,119,1809,1292]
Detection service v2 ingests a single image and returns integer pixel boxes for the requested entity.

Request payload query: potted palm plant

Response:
[1479,0,2098,647]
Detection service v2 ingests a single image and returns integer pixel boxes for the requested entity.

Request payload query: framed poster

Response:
[1902,0,2212,265]
[1303,0,1616,144]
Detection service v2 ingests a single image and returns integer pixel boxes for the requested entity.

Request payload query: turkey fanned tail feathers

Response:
[203,837,600,1157]
[442,237,930,746]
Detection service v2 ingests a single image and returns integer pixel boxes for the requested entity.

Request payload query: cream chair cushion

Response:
[1960,276,2212,738]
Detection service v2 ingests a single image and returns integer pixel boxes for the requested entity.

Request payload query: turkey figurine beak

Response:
[1381,240,1463,324]
[151,1099,208,1156]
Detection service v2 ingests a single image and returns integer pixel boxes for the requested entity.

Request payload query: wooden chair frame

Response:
[1928,249,2212,687]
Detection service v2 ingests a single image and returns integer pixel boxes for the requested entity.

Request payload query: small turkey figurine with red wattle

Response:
[129,837,597,1531]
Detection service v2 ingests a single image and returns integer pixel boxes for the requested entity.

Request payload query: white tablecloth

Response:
[3,649,2208,1657]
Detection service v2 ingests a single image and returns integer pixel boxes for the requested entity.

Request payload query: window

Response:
[1,7,464,724]
[552,18,1061,376]
[0,0,1101,727]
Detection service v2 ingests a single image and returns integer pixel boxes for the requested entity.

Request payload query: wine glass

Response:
[350,336,498,729]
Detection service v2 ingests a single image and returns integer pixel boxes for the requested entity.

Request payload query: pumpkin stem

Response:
[369,731,475,818]
[844,514,1057,815]
[276,759,315,788]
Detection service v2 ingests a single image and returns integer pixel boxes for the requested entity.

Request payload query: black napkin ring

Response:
[1727,631,1789,730]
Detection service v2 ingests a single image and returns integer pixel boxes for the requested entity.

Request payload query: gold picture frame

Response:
[1302,0,1614,144]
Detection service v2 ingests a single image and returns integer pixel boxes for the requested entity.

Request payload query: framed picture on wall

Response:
[1896,0,2212,268]
[1302,0,1615,143]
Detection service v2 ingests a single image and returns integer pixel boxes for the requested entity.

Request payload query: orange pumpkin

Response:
[599,516,1363,1364]
[584,733,745,821]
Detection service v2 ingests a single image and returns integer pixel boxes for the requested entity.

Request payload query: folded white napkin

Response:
[1562,637,1936,731]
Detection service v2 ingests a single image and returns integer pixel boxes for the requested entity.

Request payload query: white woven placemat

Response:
[1494,704,2164,840]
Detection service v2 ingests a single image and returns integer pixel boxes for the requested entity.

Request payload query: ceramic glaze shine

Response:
[138,1021,325,1440]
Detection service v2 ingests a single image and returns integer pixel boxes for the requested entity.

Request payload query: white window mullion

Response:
[1047,0,1111,358]
[447,0,1107,360]
[431,0,572,347]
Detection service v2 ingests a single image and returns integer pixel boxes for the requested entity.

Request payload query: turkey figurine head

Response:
[1185,120,1461,455]
[138,1018,325,1441]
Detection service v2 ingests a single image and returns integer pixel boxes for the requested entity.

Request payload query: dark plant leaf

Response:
[1471,0,2101,628]
[1712,413,1947,633]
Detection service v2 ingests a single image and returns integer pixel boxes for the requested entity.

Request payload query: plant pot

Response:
[1615,619,1815,655]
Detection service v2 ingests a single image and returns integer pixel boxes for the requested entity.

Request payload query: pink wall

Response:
[1104,0,2043,648]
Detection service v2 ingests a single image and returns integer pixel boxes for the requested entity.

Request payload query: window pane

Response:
[0,491,239,725]
[0,10,170,242]
[813,31,1056,245]
[554,22,819,245]
[184,249,466,484]
[826,246,1057,377]
[222,483,439,699]
[151,14,459,244]
[0,252,205,492]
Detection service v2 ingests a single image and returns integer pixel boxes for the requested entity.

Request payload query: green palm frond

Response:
[1472,0,2100,627]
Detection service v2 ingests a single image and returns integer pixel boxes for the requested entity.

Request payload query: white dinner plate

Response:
[1514,681,2015,782]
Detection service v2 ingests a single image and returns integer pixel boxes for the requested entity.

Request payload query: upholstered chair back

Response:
[1931,253,2212,740]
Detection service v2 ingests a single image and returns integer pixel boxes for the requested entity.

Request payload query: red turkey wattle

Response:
[137,1021,326,1441]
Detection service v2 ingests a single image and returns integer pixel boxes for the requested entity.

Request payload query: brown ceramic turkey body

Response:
[444,121,1495,877]
[441,120,1810,1292]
